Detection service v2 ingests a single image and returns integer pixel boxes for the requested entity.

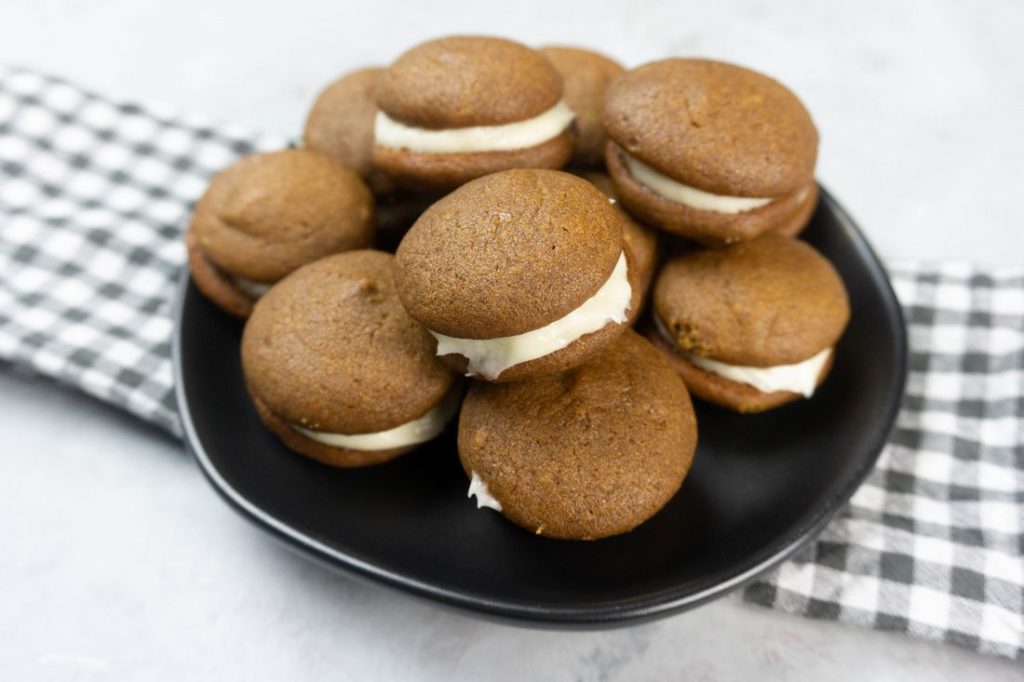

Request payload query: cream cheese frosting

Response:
[686,347,832,397]
[432,252,631,380]
[467,471,502,512]
[291,385,460,451]
[374,101,575,154]
[623,152,773,214]
[233,275,273,300]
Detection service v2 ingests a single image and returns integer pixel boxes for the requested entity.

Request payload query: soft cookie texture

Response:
[303,66,394,196]
[395,169,640,381]
[604,58,818,246]
[378,36,562,128]
[540,46,624,168]
[186,149,373,317]
[373,36,574,190]
[458,331,698,540]
[242,250,457,466]
[646,233,849,412]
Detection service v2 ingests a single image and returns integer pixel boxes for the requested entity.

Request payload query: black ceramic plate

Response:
[174,187,907,627]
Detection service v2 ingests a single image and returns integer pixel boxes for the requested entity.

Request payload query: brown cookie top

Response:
[303,67,393,194]
[458,330,698,540]
[603,59,818,197]
[395,169,625,338]
[190,149,373,282]
[653,233,849,366]
[377,36,563,129]
[241,250,456,434]
[540,46,624,168]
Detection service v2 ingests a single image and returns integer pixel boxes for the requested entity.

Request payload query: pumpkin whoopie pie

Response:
[303,66,395,196]
[186,149,373,317]
[372,36,575,190]
[303,67,442,244]
[604,58,819,246]
[458,330,698,540]
[539,46,624,168]
[241,250,459,467]
[646,233,850,413]
[395,169,640,382]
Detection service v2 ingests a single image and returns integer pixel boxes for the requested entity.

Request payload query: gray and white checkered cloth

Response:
[1,67,1021,659]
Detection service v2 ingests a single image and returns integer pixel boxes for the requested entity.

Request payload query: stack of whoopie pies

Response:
[185,35,850,541]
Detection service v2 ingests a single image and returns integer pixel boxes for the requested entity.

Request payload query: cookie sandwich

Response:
[395,169,640,382]
[303,66,395,196]
[458,331,698,540]
[647,234,850,412]
[186,149,373,317]
[241,250,458,467]
[540,46,624,168]
[373,36,575,190]
[604,59,819,246]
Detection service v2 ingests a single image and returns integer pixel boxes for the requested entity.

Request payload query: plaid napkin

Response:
[1,67,1021,659]
[745,264,1024,659]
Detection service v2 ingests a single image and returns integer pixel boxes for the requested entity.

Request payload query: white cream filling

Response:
[432,252,631,380]
[467,471,502,512]
[291,386,460,451]
[623,152,773,214]
[374,101,575,154]
[687,347,833,397]
[233,275,273,300]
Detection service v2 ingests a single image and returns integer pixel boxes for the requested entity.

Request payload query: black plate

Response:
[173,187,907,627]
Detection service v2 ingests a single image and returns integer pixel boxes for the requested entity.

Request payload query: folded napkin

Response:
[1,67,1021,659]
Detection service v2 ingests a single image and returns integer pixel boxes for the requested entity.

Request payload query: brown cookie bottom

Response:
[373,129,575,192]
[185,231,259,318]
[250,393,413,467]
[773,183,819,238]
[653,184,820,261]
[606,141,817,247]
[644,321,834,413]
[436,248,643,382]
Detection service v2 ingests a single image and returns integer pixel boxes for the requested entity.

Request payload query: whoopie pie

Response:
[604,58,819,246]
[242,250,458,466]
[646,233,850,412]
[539,45,624,168]
[395,169,641,382]
[303,66,395,196]
[372,36,575,190]
[186,149,373,317]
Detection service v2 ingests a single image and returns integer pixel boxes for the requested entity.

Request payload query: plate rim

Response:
[172,184,908,628]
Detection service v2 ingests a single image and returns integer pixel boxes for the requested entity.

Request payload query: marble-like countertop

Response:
[1,1,1022,679]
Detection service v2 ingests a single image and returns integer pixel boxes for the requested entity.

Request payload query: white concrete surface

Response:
[1,1,1023,680]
